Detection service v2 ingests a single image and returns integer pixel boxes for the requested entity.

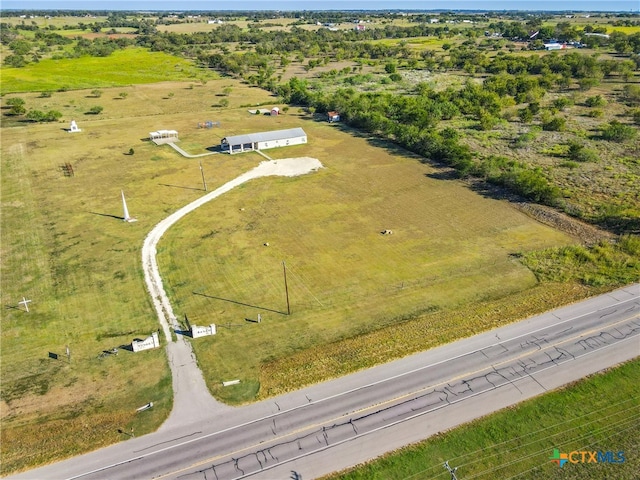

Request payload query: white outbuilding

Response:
[221,127,307,154]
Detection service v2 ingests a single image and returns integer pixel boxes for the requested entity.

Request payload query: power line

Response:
[444,461,459,480]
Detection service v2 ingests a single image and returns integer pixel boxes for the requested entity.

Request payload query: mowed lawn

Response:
[156,114,574,403]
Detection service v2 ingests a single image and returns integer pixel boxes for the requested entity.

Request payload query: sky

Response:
[1,0,639,12]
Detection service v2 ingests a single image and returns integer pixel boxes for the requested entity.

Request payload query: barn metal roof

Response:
[222,127,306,145]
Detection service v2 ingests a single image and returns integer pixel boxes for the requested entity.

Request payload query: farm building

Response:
[221,127,307,154]
[327,111,341,122]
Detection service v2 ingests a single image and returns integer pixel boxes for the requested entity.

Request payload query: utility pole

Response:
[444,461,459,480]
[199,161,207,191]
[282,261,291,315]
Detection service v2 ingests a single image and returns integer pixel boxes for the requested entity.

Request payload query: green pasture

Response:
[156,112,574,404]
[327,359,640,480]
[0,48,213,94]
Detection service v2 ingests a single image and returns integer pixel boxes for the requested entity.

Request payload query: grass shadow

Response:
[158,183,204,192]
[90,211,125,221]
[193,291,287,316]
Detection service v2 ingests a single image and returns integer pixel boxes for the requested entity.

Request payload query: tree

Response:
[118,92,128,99]
[88,106,104,114]
[91,89,103,98]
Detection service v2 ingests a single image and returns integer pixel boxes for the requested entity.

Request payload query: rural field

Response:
[0,74,279,472]
[2,72,574,470]
[158,112,577,403]
[1,10,639,476]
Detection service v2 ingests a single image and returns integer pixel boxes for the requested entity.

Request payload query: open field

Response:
[0,78,280,473]
[0,48,212,94]
[1,73,577,470]
[2,25,637,474]
[326,358,640,480]
[156,111,575,403]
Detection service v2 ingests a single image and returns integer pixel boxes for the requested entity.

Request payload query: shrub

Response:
[567,142,598,162]
[6,97,26,115]
[585,95,606,107]
[542,116,566,131]
[518,107,533,123]
[553,97,573,111]
[26,109,61,122]
[601,120,637,142]
[88,106,103,114]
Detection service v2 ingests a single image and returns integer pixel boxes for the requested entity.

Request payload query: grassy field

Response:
[156,111,575,404]
[326,359,640,480]
[0,48,211,94]
[0,77,280,474]
[1,39,634,475]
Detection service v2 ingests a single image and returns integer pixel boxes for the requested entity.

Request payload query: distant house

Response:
[355,24,366,31]
[270,106,280,116]
[327,111,340,123]
[221,127,307,154]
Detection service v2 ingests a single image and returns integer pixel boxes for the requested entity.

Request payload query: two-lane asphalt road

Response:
[8,283,639,480]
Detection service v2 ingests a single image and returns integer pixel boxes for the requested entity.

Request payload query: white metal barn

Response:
[221,127,307,154]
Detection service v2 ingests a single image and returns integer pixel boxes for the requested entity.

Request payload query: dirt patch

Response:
[516,202,614,245]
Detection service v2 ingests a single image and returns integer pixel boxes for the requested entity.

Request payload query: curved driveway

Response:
[141,157,323,426]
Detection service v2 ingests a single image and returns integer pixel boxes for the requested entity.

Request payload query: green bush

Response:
[87,105,103,114]
[26,109,62,122]
[585,95,606,107]
[567,142,598,162]
[542,116,566,131]
[601,120,637,142]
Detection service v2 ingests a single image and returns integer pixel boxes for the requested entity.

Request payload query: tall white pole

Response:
[121,190,131,222]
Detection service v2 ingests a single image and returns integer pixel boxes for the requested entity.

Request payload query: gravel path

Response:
[141,157,323,424]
